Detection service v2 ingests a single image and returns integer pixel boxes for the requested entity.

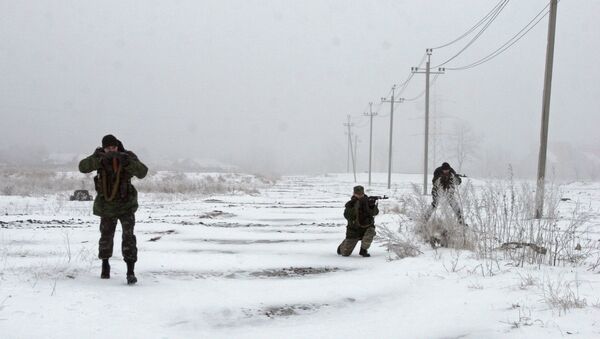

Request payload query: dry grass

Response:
[0,169,275,196]
[398,175,596,270]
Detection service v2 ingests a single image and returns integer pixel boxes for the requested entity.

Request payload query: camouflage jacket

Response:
[431,165,461,193]
[432,173,461,196]
[344,196,379,228]
[79,150,148,217]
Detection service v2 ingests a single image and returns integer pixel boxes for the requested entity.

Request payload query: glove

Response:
[118,152,130,167]
[93,147,105,159]
[368,200,377,208]
[100,152,129,169]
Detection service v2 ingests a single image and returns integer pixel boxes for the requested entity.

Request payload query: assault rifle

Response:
[367,195,388,205]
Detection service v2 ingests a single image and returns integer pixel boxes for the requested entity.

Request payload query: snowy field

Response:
[1,173,599,338]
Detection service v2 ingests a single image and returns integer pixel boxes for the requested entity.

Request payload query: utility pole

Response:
[346,133,350,173]
[344,115,357,182]
[535,0,558,219]
[381,85,404,190]
[354,135,360,175]
[432,86,438,167]
[412,48,445,195]
[364,102,377,186]
[344,116,354,173]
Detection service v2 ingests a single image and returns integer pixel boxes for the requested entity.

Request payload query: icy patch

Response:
[175,297,359,330]
[198,210,236,219]
[186,249,238,254]
[145,229,178,241]
[244,303,327,318]
[149,266,343,280]
[183,238,328,245]
[248,266,342,278]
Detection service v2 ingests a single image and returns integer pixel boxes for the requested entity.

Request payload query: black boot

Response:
[359,248,371,257]
[126,261,137,285]
[337,245,342,255]
[101,259,110,279]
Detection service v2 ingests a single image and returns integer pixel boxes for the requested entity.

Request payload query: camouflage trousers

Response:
[338,226,376,256]
[425,191,464,224]
[98,213,137,263]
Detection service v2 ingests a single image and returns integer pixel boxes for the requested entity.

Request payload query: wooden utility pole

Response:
[364,102,377,186]
[381,86,404,189]
[344,115,357,182]
[412,49,445,195]
[535,0,558,219]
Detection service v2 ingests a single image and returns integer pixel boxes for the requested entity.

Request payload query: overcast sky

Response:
[1,0,598,176]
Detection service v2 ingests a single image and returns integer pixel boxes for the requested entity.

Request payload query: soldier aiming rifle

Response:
[79,134,148,285]
[425,162,465,225]
[337,186,387,257]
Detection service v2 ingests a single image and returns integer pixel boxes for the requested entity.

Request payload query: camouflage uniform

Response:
[99,213,137,262]
[425,163,463,224]
[79,147,148,262]
[338,192,379,256]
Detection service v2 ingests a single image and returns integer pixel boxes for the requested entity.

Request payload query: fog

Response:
[1,0,598,178]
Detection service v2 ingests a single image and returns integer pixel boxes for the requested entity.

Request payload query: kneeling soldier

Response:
[337,185,379,257]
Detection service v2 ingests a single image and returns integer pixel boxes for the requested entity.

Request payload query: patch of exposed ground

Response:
[0,219,91,229]
[138,218,270,228]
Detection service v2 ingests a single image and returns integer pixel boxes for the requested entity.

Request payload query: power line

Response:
[395,52,428,97]
[394,73,415,99]
[447,2,553,71]
[434,0,510,68]
[404,74,440,102]
[360,52,428,120]
[372,100,385,115]
[431,0,509,50]
[352,119,370,128]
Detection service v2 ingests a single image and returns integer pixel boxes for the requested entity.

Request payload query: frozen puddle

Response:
[248,266,342,278]
[247,297,356,319]
[198,210,236,219]
[244,303,328,318]
[183,238,328,245]
[150,266,344,280]
[174,298,359,330]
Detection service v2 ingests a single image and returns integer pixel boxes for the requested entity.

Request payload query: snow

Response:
[1,173,599,338]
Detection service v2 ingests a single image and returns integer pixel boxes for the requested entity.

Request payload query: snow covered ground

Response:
[1,173,599,338]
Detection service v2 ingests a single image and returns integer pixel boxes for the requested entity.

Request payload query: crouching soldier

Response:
[337,185,379,257]
[79,134,148,285]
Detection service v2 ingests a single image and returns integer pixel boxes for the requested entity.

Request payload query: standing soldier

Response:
[425,162,464,225]
[337,185,379,257]
[79,135,148,285]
